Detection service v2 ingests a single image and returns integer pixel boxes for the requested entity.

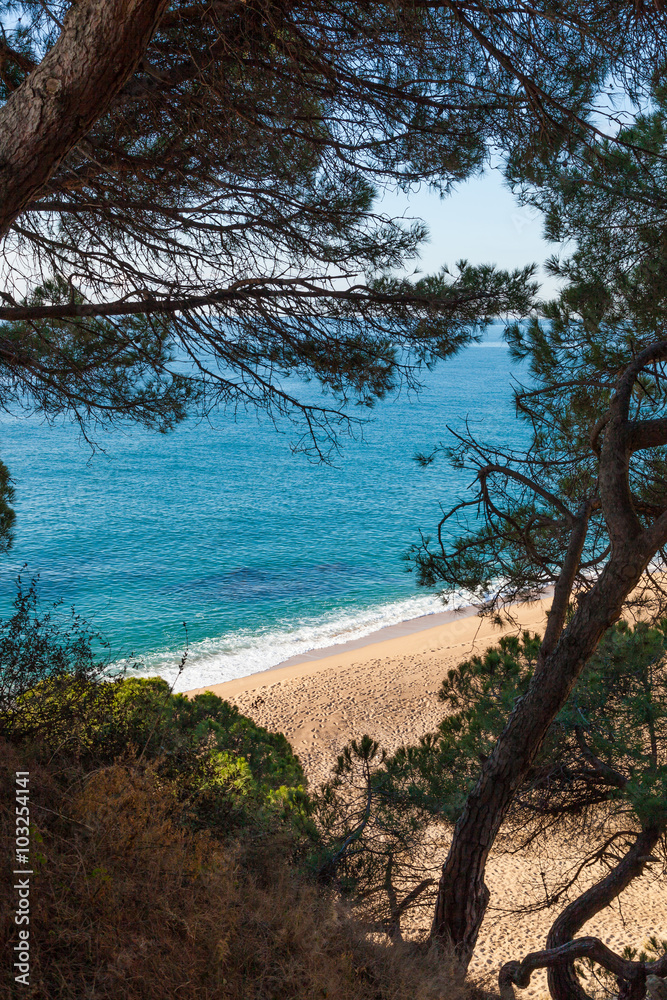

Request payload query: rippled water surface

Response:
[0,326,527,689]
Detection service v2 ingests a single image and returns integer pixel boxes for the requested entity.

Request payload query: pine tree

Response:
[409,91,667,975]
[0,0,660,461]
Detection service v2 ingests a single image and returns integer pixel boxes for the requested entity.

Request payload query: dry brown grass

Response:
[0,742,476,1000]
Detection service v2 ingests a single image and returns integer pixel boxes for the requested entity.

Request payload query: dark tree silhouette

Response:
[409,97,667,972]
[415,625,667,1000]
[312,623,667,995]
[0,0,664,552]
[0,0,663,461]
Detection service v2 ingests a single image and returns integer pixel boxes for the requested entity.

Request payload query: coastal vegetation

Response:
[310,623,667,1000]
[0,580,467,1000]
[4,583,667,999]
[5,0,667,997]
[404,87,667,979]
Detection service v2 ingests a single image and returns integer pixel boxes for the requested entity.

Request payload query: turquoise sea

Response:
[0,325,526,691]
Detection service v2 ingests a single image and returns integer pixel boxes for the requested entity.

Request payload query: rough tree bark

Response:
[545,827,661,1000]
[0,0,171,238]
[497,828,664,1000]
[430,342,667,971]
[498,936,661,1000]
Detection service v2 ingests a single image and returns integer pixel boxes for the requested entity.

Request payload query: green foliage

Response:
[373,632,541,821]
[114,677,310,833]
[313,622,667,934]
[0,275,198,435]
[24,673,309,833]
[623,936,667,964]
[556,621,667,813]
[0,574,111,744]
[382,622,667,831]
[0,578,308,837]
[408,94,667,618]
[109,677,304,788]
[0,458,15,554]
[436,632,541,770]
[509,89,667,338]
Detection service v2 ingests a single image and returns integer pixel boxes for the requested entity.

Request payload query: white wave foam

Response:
[119,592,466,693]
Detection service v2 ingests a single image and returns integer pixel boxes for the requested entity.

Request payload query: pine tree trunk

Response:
[0,0,170,238]
[430,549,652,969]
[546,827,659,1000]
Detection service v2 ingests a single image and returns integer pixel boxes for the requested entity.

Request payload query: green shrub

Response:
[0,578,310,836]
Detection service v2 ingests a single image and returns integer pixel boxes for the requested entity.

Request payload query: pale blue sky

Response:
[381,167,563,300]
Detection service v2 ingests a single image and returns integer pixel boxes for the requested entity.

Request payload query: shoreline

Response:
[270,602,481,668]
[273,587,556,670]
[184,592,667,994]
[182,585,556,699]
[183,592,667,994]
[184,595,552,702]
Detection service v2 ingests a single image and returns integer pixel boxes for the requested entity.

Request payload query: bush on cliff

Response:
[0,579,466,1000]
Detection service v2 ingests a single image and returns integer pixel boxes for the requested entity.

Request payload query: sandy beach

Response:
[186,599,667,995]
